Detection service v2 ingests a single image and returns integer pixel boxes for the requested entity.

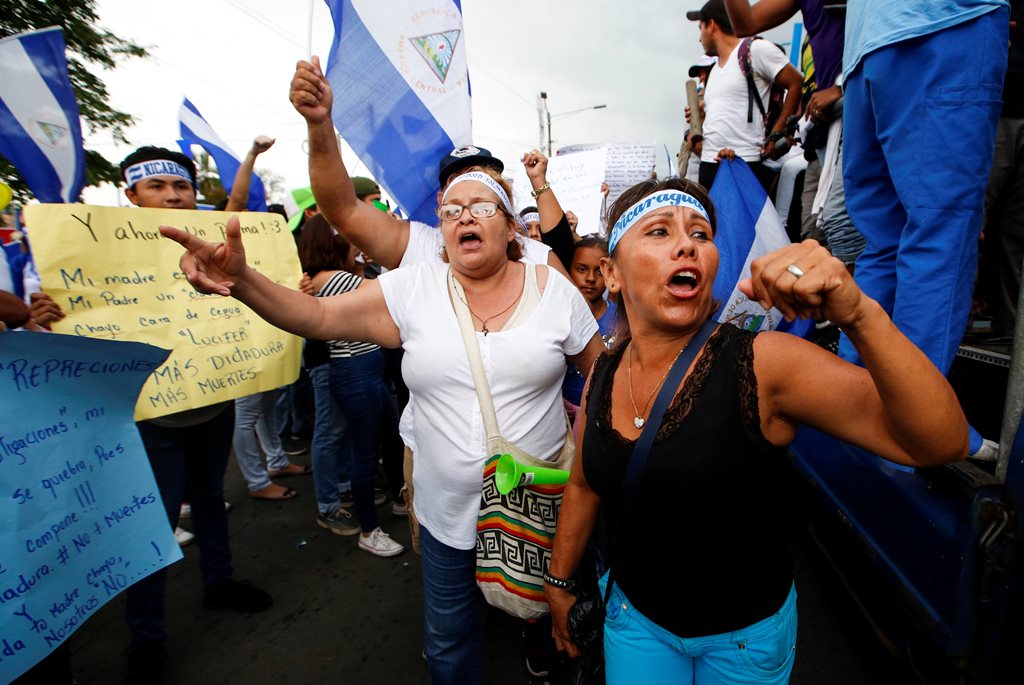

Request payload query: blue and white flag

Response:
[323,0,472,224]
[178,98,267,211]
[0,27,86,203]
[710,160,813,337]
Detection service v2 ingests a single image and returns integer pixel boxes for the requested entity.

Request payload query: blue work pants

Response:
[839,9,1009,374]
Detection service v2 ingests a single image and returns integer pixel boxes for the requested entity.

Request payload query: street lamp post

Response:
[537,93,606,156]
[538,91,549,152]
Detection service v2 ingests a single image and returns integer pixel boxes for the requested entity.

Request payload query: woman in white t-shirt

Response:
[162,166,605,684]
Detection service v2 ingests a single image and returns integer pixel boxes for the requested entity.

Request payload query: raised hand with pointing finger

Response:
[160,217,248,297]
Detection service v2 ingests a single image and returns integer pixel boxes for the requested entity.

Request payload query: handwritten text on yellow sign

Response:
[25,205,302,420]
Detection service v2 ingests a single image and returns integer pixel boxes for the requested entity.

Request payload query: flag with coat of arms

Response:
[322,0,472,224]
[710,159,813,338]
[0,27,86,203]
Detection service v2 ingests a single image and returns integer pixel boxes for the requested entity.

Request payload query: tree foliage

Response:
[194,152,227,206]
[0,0,148,201]
[189,153,283,208]
[258,169,287,205]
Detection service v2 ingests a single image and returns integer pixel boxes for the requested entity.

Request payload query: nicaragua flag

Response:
[178,98,267,211]
[323,0,472,224]
[710,160,813,338]
[0,27,86,203]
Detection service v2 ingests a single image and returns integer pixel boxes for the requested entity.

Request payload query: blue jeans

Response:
[420,525,485,684]
[819,138,866,266]
[309,363,352,513]
[233,389,291,491]
[603,577,798,685]
[274,365,314,438]
[839,8,1008,373]
[126,405,235,642]
[327,351,404,532]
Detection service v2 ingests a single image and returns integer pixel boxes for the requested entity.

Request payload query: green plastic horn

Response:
[494,453,570,496]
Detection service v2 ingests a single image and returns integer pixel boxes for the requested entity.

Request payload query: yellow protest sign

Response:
[25,204,302,420]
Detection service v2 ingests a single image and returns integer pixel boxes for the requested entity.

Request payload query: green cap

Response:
[351,176,380,198]
[284,186,316,231]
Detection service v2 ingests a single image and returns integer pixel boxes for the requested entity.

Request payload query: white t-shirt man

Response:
[701,39,789,163]
[378,261,596,549]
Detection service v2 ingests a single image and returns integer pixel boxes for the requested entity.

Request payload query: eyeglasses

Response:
[436,201,504,222]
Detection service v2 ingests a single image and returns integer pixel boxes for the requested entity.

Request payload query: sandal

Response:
[268,463,312,478]
[250,485,298,501]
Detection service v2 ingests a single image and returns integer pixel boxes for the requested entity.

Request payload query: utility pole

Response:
[547,108,553,157]
[548,102,607,156]
[537,91,549,153]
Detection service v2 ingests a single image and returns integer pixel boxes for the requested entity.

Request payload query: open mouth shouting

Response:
[458,230,483,249]
[667,268,701,298]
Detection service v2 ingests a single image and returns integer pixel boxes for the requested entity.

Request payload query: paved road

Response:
[62,452,919,684]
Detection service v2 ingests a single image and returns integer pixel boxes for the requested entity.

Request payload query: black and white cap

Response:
[437,145,504,186]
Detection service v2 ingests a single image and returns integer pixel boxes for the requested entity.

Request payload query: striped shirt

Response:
[315,270,379,358]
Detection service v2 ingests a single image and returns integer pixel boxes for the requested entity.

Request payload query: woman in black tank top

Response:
[544,177,970,684]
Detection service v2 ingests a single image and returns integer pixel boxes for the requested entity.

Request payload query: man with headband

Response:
[116,146,273,683]
[24,146,274,683]
[121,147,202,210]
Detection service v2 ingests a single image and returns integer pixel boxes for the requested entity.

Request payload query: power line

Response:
[470,62,535,110]
[222,0,307,50]
[148,54,297,122]
[474,132,538,148]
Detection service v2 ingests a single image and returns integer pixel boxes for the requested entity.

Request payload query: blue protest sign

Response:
[0,332,178,682]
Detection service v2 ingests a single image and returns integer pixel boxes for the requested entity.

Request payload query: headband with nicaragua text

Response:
[123,160,195,188]
[608,190,710,254]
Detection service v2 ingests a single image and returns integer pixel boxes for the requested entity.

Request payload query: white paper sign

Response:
[557,142,657,210]
[511,148,608,237]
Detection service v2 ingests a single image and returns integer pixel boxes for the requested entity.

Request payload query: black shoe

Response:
[338,489,387,509]
[282,435,309,456]
[122,639,165,685]
[522,617,553,679]
[203,578,273,612]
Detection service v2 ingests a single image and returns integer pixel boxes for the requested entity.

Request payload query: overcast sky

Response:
[83,0,794,207]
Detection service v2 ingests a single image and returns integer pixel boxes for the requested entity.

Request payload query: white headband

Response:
[521,212,540,224]
[124,159,195,187]
[440,171,527,233]
[608,190,711,254]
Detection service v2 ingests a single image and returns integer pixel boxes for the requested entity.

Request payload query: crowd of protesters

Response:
[2,1,1020,684]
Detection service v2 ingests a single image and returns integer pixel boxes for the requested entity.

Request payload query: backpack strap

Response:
[737,36,767,125]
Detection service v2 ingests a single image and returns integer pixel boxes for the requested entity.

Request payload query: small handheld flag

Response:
[178,98,267,211]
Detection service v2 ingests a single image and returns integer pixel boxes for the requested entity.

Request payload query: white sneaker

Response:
[180,501,231,519]
[969,439,1000,462]
[358,527,404,557]
[391,501,409,517]
[174,526,195,547]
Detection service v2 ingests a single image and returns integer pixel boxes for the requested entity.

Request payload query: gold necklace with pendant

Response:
[626,339,689,429]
